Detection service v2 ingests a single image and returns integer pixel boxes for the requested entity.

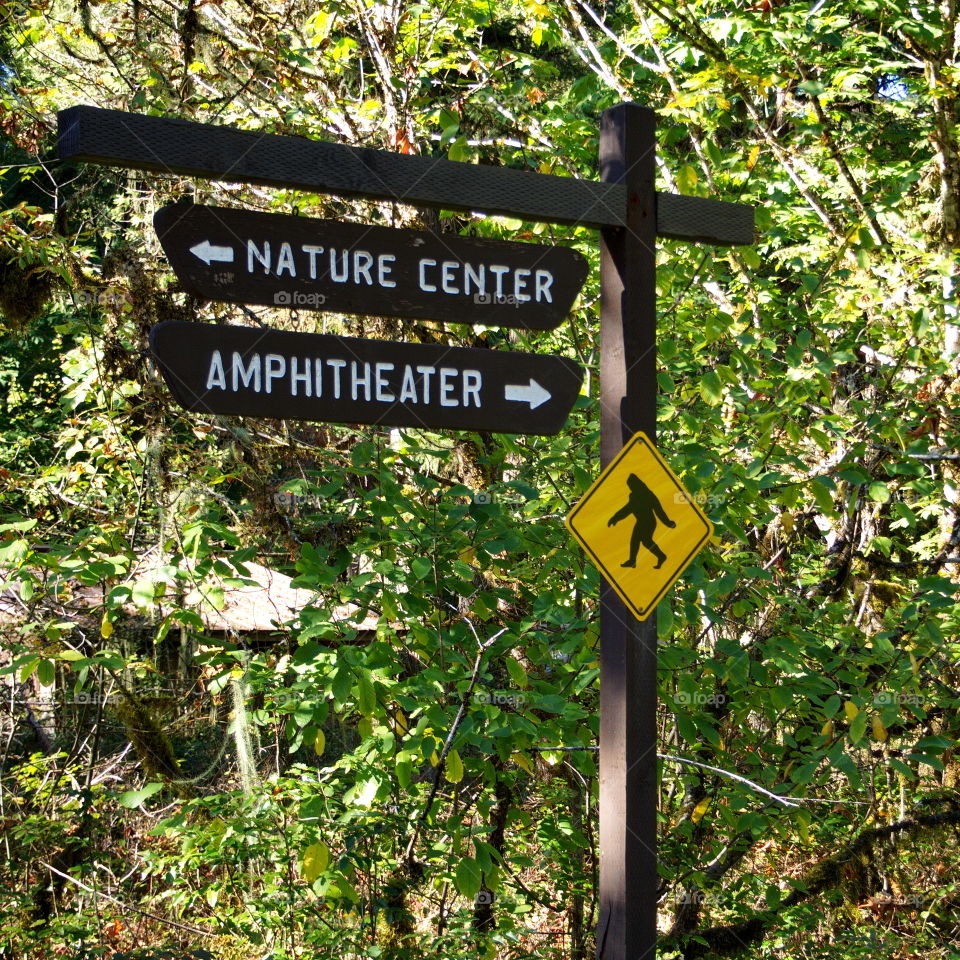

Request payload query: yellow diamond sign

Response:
[565,431,713,621]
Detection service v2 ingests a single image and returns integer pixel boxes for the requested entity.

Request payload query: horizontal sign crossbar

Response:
[58,106,753,244]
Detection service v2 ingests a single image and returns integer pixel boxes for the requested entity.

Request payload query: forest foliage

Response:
[1,0,960,958]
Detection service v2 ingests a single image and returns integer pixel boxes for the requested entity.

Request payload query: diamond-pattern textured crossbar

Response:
[58,106,754,245]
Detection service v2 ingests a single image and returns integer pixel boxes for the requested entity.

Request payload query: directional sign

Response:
[153,205,588,331]
[149,320,583,435]
[565,432,713,621]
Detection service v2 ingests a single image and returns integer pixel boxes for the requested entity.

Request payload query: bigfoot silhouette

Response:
[607,473,676,569]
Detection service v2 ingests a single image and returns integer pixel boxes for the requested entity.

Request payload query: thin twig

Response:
[39,861,211,936]
[659,753,871,807]
[402,625,505,864]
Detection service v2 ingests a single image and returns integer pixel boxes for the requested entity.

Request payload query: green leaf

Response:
[454,856,483,899]
[700,370,723,405]
[119,782,164,808]
[19,659,39,683]
[36,658,55,687]
[332,663,352,707]
[445,749,464,783]
[849,709,868,744]
[356,669,376,716]
[505,657,528,688]
[131,577,157,609]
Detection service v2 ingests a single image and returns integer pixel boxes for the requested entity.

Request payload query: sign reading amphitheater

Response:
[154,204,588,330]
[150,321,584,435]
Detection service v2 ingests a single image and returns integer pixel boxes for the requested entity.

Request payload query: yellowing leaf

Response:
[691,796,712,824]
[302,841,329,882]
[393,707,408,735]
[676,163,699,195]
[314,729,326,757]
[843,701,859,723]
[820,719,835,738]
[100,615,113,639]
[445,749,464,783]
[511,751,533,775]
[871,716,888,742]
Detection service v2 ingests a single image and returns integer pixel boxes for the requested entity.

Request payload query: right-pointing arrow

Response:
[505,378,551,409]
[189,239,235,265]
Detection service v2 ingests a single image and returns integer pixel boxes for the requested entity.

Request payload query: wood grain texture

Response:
[58,106,754,244]
[153,204,588,330]
[597,102,659,960]
[149,320,583,436]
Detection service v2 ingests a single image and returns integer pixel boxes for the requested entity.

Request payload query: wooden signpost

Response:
[59,102,754,960]
[150,320,583,435]
[154,204,588,329]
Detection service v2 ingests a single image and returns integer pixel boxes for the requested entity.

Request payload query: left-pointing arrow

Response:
[505,379,551,409]
[189,239,234,265]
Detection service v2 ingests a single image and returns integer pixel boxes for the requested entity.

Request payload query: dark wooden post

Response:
[597,103,659,960]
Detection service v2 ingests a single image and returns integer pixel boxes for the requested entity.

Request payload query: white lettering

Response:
[417,364,435,403]
[490,265,510,298]
[463,262,485,297]
[330,249,349,282]
[440,368,458,406]
[354,250,374,285]
[419,259,437,292]
[441,261,459,295]
[276,242,296,278]
[375,363,395,401]
[265,354,286,393]
[315,357,323,397]
[327,359,346,399]
[206,350,226,390]
[351,361,371,401]
[290,356,311,397]
[302,245,324,279]
[378,254,396,288]
[247,240,270,274]
[534,269,554,303]
[232,352,261,392]
[513,268,531,302]
[463,370,482,408]
[399,365,418,403]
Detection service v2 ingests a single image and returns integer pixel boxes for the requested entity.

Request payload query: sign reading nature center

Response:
[154,204,589,330]
[149,320,584,435]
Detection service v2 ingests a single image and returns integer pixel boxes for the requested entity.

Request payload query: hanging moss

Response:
[110,686,193,797]
[0,258,57,332]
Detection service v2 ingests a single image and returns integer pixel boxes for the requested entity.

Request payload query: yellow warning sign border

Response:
[565,431,713,621]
